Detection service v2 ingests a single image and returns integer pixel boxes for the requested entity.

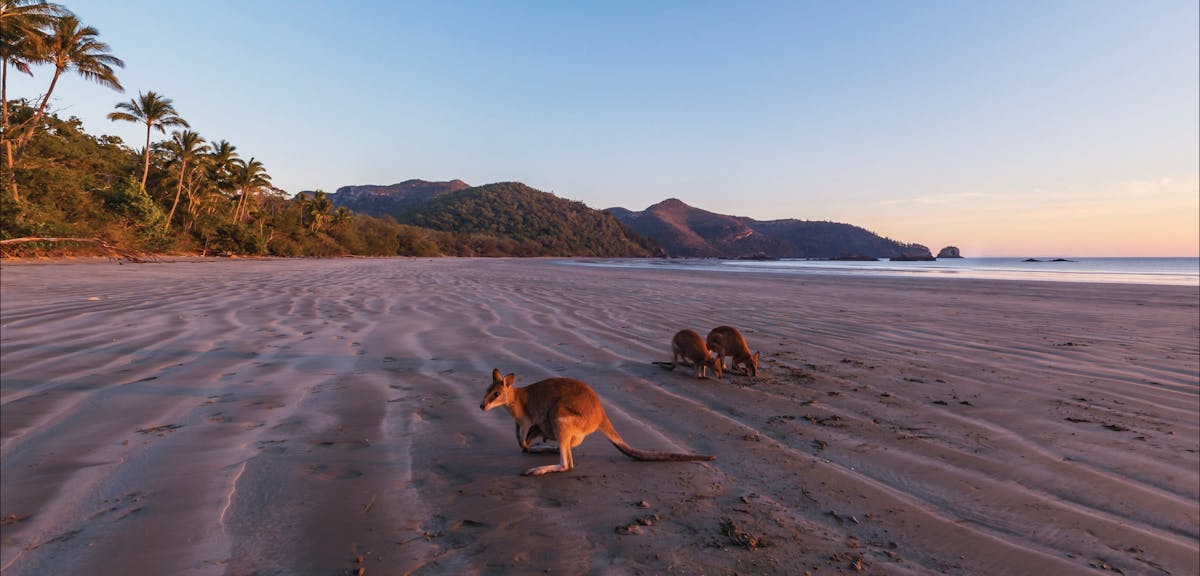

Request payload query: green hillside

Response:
[400,182,656,257]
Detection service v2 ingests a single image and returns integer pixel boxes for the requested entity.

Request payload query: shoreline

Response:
[5,254,1197,287]
[569,256,1200,287]
[2,258,1197,575]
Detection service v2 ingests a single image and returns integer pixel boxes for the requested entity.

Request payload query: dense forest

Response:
[0,1,652,259]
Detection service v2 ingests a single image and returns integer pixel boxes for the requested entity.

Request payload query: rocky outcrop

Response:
[937,246,963,258]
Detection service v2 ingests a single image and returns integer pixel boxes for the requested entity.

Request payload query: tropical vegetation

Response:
[0,1,654,259]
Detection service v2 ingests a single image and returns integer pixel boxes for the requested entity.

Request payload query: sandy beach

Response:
[1,257,1196,575]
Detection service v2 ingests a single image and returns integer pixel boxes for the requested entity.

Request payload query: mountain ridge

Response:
[394,182,655,257]
[317,180,938,259]
[609,198,932,259]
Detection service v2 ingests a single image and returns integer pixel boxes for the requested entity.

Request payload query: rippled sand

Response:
[2,258,1197,575]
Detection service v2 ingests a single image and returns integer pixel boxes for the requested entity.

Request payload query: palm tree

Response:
[161,129,207,231]
[7,8,121,201]
[0,1,62,95]
[0,0,61,44]
[16,14,122,153]
[182,154,215,228]
[308,190,333,232]
[331,206,353,228]
[1,1,64,127]
[202,139,238,219]
[206,139,238,184]
[107,91,187,188]
[295,192,311,228]
[229,157,271,223]
[1,0,65,199]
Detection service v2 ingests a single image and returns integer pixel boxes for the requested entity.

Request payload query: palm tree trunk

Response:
[165,159,187,230]
[141,123,152,187]
[2,59,17,202]
[184,188,200,232]
[233,187,246,223]
[4,139,15,201]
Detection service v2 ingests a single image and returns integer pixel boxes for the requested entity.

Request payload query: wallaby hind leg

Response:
[524,422,579,475]
[524,440,574,475]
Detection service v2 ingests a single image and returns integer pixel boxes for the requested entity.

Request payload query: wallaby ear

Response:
[752,351,760,363]
[503,373,516,387]
[492,368,503,382]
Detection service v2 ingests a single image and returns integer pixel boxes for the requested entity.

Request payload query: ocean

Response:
[567,257,1200,287]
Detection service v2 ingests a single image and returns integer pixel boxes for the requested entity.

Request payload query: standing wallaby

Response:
[671,329,723,379]
[706,325,760,377]
[480,369,715,476]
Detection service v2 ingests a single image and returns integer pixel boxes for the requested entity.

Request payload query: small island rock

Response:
[937,246,963,258]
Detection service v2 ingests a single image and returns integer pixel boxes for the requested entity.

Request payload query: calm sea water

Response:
[568,257,1200,287]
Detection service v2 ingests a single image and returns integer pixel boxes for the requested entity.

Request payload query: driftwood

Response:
[0,237,155,263]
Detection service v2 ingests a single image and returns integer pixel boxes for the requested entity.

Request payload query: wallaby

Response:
[480,369,715,476]
[670,329,723,379]
[707,325,760,377]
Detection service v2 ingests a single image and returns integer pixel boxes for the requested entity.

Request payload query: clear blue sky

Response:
[11,0,1199,256]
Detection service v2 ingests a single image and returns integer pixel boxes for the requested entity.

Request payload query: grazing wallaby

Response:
[671,329,723,379]
[480,369,715,476]
[707,325,760,376]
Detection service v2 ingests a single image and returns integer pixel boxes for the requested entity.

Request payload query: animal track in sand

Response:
[247,400,286,410]
[306,464,365,481]
[311,439,372,450]
[136,424,183,436]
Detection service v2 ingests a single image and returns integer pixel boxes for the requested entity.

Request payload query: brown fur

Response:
[671,329,723,379]
[481,369,715,476]
[706,325,760,377]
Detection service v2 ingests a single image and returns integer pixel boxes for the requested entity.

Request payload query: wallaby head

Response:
[735,351,760,377]
[480,368,515,411]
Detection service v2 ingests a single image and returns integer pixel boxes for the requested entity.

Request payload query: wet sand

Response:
[1,257,1197,575]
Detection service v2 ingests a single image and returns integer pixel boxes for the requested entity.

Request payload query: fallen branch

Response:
[0,237,154,263]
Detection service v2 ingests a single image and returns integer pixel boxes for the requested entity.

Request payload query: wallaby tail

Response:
[652,361,676,371]
[598,414,715,462]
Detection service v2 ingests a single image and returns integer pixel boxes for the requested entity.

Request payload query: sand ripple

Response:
[1,258,1196,575]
